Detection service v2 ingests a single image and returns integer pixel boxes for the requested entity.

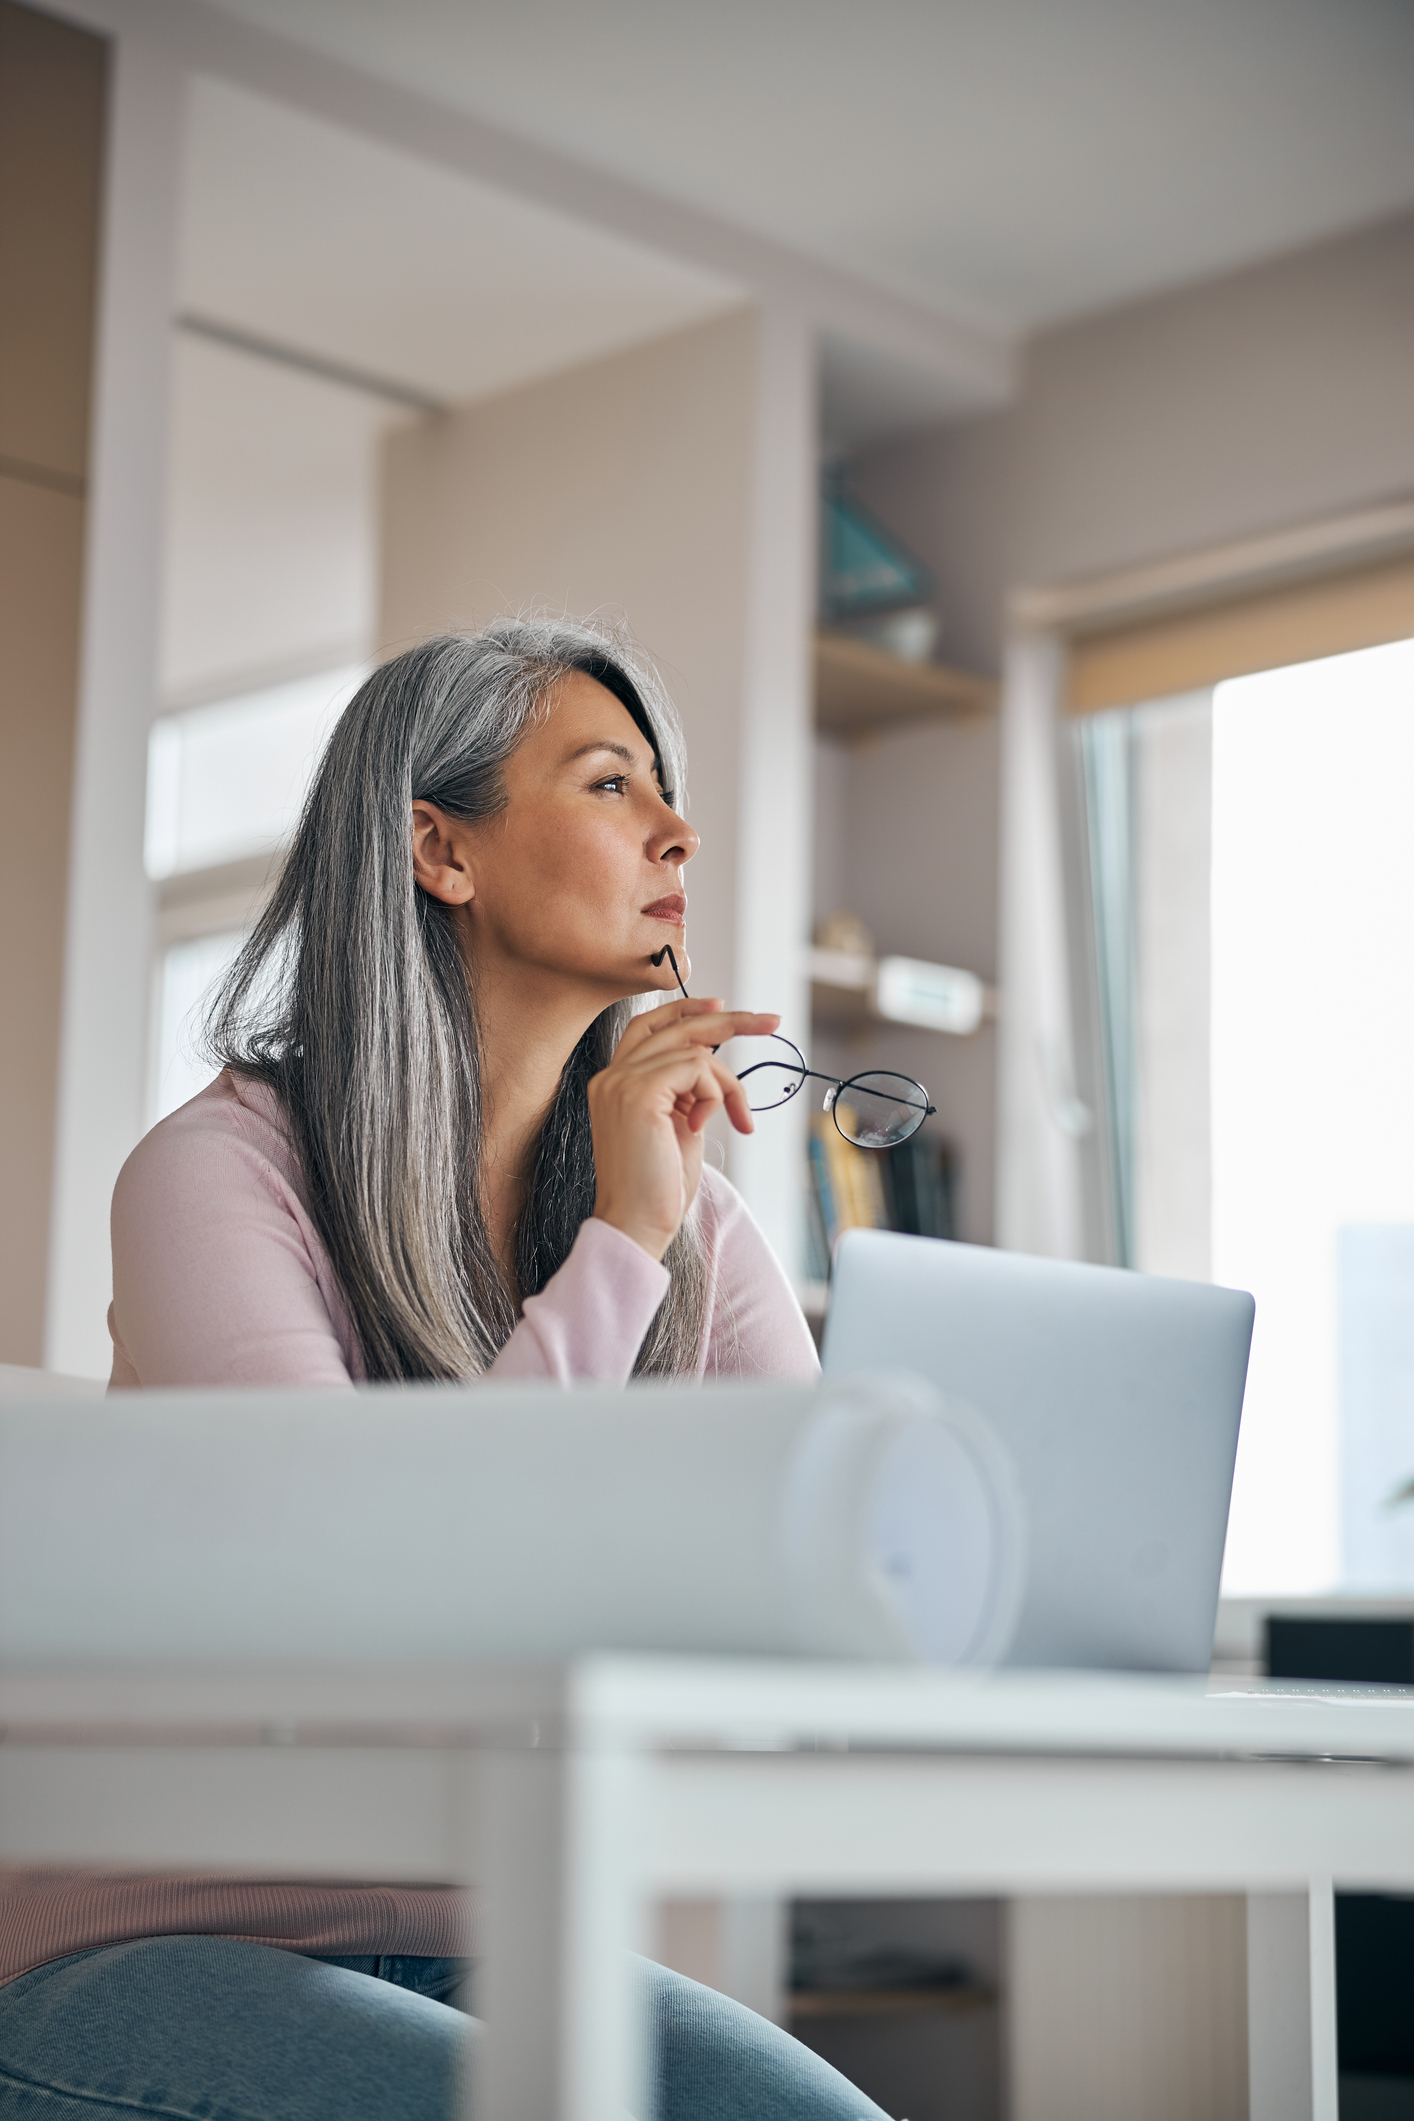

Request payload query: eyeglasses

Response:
[650,945,937,1152]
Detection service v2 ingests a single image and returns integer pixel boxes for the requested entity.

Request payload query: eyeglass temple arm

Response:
[738,1063,837,1090]
[650,943,692,1003]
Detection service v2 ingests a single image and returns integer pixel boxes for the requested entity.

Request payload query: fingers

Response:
[701,1050,753,1135]
[713,1062,754,1136]
[613,996,720,1059]
[609,1041,755,1137]
[675,1052,753,1136]
[615,1000,780,1060]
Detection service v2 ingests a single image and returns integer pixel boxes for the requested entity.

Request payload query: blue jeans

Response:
[0,1936,889,2119]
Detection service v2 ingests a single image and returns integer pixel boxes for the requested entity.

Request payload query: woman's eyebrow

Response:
[563,739,638,766]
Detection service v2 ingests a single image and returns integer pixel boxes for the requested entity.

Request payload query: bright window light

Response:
[152,929,244,1123]
[145,664,364,879]
[1213,635,1414,1594]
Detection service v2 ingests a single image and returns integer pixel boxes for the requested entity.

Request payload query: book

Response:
[886,1133,954,1241]
[807,1122,955,1271]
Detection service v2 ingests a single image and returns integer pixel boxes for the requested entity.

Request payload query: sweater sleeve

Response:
[696,1167,821,1380]
[109,1082,800,1391]
[484,1218,672,1383]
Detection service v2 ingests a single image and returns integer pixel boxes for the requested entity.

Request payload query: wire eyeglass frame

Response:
[648,944,936,1152]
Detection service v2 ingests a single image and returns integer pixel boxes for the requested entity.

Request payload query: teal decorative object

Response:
[821,480,933,621]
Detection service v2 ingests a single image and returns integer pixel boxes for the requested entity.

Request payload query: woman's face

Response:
[411,672,698,1006]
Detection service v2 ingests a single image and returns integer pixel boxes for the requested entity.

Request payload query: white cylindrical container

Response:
[0,1376,1025,1666]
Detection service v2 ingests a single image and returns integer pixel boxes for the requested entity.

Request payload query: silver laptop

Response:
[822,1231,1254,1673]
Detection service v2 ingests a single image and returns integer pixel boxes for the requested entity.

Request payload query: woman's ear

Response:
[410,800,475,906]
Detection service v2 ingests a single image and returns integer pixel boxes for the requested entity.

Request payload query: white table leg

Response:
[467,1742,650,2121]
[1247,1881,1338,2121]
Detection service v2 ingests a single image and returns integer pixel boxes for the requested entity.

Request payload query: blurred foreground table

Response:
[4,1657,1413,2121]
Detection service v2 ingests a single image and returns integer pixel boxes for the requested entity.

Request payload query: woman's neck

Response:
[479,1071,557,1288]
[471,950,613,1291]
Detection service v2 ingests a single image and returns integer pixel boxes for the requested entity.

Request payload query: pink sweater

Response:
[109,1070,818,1391]
[0,1071,817,1988]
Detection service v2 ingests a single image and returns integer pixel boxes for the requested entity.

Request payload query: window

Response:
[146,664,363,1122]
[152,929,244,1122]
[1212,635,1414,1593]
[146,664,363,879]
[1073,632,1414,1594]
[1077,689,1212,1281]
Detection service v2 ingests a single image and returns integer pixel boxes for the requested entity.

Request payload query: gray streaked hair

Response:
[207,616,707,1381]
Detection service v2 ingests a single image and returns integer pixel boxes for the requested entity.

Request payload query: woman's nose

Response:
[653,809,699,866]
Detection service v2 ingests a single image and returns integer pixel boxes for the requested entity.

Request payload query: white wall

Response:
[160,332,386,702]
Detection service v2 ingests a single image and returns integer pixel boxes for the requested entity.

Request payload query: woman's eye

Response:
[594,775,629,794]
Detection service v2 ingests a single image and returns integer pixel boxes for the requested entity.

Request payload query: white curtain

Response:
[994,630,1091,1258]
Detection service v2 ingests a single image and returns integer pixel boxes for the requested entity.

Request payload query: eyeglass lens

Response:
[827,1072,932,1149]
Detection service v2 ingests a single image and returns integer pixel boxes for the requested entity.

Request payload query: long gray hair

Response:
[207,616,708,1381]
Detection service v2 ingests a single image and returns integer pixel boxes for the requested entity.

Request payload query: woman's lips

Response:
[642,895,687,924]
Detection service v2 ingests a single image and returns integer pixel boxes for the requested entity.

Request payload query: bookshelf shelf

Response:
[788,1981,996,2022]
[814,631,996,737]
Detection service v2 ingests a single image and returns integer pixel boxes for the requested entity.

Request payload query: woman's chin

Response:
[552,933,687,998]
[647,942,689,989]
[575,950,687,1002]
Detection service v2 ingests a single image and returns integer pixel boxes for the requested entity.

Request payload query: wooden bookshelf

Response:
[814,630,996,737]
[789,1981,997,2021]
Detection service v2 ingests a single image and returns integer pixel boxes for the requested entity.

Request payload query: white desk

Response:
[4,1657,1413,2121]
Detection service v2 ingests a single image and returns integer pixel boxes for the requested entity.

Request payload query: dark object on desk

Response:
[1266,1615,1414,1686]
[1264,1614,1414,2099]
[1336,1895,1414,2083]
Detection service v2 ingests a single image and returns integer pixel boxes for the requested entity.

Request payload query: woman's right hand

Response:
[588,998,780,1261]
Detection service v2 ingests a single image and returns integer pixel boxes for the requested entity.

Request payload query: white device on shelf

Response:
[873,954,986,1035]
[807,946,988,1035]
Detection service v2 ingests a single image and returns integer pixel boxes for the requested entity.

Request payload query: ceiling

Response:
[178,75,744,407]
[196,0,1414,334]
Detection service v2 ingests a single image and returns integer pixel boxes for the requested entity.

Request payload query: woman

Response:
[0,621,885,2121]
[108,619,819,1392]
